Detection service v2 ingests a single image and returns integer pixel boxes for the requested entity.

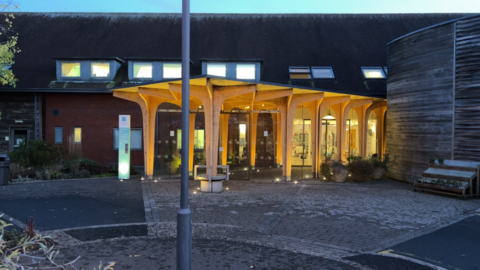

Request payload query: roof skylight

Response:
[362,67,386,79]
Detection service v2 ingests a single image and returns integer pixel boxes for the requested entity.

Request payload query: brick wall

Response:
[45,93,144,166]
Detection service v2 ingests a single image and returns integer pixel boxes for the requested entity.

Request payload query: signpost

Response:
[118,115,131,179]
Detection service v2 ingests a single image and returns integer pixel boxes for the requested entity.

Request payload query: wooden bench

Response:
[414,160,480,198]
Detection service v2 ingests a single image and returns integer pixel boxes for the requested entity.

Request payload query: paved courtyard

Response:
[1,177,480,269]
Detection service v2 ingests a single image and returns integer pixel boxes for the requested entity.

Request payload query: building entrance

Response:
[221,111,250,180]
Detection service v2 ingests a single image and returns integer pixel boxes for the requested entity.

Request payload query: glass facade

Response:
[345,109,359,157]
[366,111,378,157]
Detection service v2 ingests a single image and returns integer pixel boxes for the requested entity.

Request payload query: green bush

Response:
[348,160,373,182]
[80,159,105,175]
[8,140,65,169]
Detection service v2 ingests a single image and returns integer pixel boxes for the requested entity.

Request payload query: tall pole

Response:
[177,0,192,269]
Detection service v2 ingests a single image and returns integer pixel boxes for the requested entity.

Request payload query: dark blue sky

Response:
[12,0,480,13]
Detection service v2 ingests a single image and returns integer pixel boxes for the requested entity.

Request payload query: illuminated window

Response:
[236,64,256,80]
[133,62,152,78]
[74,127,82,143]
[113,128,142,150]
[289,66,311,79]
[194,129,205,149]
[91,62,110,77]
[207,63,227,77]
[62,62,80,77]
[312,67,334,79]
[361,67,386,79]
[163,63,182,79]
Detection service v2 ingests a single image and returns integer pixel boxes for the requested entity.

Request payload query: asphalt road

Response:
[385,214,480,270]
[0,178,145,230]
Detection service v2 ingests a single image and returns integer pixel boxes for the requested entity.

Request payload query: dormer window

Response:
[91,62,110,78]
[312,67,334,79]
[207,63,227,77]
[201,60,261,80]
[289,66,311,79]
[236,63,256,80]
[133,62,153,78]
[55,57,123,82]
[362,67,386,79]
[61,62,80,77]
[163,63,182,79]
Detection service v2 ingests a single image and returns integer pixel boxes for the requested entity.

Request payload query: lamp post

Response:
[177,0,192,269]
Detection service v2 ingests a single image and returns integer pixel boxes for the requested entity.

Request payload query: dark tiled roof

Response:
[3,12,471,96]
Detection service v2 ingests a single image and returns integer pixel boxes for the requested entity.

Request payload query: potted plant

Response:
[369,153,396,180]
[330,159,348,183]
[320,155,333,181]
[428,158,435,165]
[437,157,444,165]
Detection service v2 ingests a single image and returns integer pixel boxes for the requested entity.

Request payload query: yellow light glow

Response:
[294,181,298,184]
[226,187,229,190]
[62,62,80,77]
[193,191,197,194]
[74,127,82,143]
[372,124,376,133]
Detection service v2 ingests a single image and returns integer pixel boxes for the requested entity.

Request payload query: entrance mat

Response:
[65,224,148,241]
[345,254,432,270]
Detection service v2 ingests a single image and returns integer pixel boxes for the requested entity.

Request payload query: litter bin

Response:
[0,154,10,186]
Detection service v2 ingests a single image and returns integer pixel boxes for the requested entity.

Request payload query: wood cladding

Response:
[0,93,37,152]
[387,24,455,181]
[454,16,480,162]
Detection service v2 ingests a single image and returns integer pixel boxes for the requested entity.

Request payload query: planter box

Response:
[415,182,464,194]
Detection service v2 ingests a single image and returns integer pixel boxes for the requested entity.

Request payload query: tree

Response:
[0,0,19,87]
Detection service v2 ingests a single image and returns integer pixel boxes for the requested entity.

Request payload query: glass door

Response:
[155,103,182,179]
[292,106,312,180]
[255,113,275,169]
[224,111,250,180]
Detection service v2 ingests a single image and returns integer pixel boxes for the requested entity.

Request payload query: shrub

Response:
[348,160,373,182]
[76,169,90,178]
[7,140,65,169]
[80,159,105,175]
[346,155,362,164]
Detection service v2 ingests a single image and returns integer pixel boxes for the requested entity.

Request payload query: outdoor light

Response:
[324,108,335,120]
[294,181,298,184]
[119,163,129,175]
[120,179,124,182]
[154,179,158,182]
[197,187,200,190]
[323,177,326,180]
[226,187,229,190]
[193,191,197,194]
[257,169,260,172]
[349,173,352,176]
[244,168,247,171]
[275,178,280,181]
[141,177,144,181]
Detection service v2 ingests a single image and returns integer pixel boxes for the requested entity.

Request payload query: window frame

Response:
[61,61,81,78]
[54,127,63,144]
[132,61,154,79]
[113,128,143,150]
[311,66,335,79]
[162,62,182,79]
[235,63,257,80]
[289,66,311,79]
[206,62,227,77]
[73,127,82,144]
[361,67,387,79]
[90,61,111,78]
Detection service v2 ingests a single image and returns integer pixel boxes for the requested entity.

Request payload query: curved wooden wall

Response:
[387,23,455,181]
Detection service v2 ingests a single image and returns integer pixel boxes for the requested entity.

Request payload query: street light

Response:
[177,0,192,269]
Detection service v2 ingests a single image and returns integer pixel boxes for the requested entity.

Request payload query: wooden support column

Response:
[353,106,366,157]
[250,112,258,169]
[188,113,196,175]
[269,97,290,180]
[285,93,324,181]
[274,113,282,167]
[220,113,229,165]
[363,101,387,157]
[373,107,385,157]
[305,100,319,177]
[211,84,256,174]
[113,91,168,179]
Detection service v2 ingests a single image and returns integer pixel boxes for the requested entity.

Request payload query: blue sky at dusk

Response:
[11,0,480,13]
